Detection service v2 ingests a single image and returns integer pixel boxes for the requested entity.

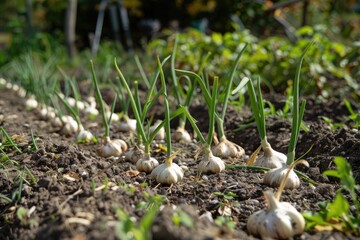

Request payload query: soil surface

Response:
[0,86,359,240]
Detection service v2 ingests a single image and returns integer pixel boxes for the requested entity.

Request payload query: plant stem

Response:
[218,44,248,138]
[158,57,172,157]
[287,43,312,164]
[114,58,147,143]
[90,60,109,137]
[207,76,218,145]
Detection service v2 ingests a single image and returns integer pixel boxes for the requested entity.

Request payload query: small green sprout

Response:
[303,156,360,234]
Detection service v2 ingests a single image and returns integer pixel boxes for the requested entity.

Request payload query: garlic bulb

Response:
[25,96,38,111]
[51,116,63,128]
[247,190,305,239]
[97,136,127,158]
[254,139,287,168]
[84,106,99,120]
[60,115,79,136]
[172,127,192,143]
[263,165,300,189]
[150,120,165,141]
[124,146,144,164]
[212,136,245,159]
[197,149,225,174]
[119,116,137,132]
[150,152,185,184]
[106,111,119,122]
[38,107,56,120]
[77,125,95,143]
[136,153,159,173]
[0,78,6,86]
[66,97,85,110]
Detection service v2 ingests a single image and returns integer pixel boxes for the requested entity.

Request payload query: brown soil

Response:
[0,87,359,240]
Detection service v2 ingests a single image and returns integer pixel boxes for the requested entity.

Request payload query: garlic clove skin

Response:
[124,146,144,164]
[247,190,305,239]
[119,118,137,132]
[263,165,300,189]
[172,127,192,143]
[150,162,184,184]
[198,151,225,174]
[136,154,159,173]
[212,137,245,159]
[97,136,127,158]
[254,145,287,169]
[150,120,165,141]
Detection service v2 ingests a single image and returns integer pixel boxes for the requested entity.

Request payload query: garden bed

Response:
[0,84,359,240]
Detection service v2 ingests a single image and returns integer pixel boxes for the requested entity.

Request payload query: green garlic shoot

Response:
[233,76,287,168]
[176,44,247,159]
[263,43,312,189]
[169,34,209,143]
[181,77,225,174]
[90,60,127,157]
[150,57,187,184]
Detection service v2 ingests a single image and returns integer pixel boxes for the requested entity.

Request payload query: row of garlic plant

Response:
[237,42,313,239]
[1,39,313,239]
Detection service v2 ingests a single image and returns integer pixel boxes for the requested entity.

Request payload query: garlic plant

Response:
[247,159,307,239]
[263,44,312,188]
[115,56,184,173]
[91,60,127,157]
[233,77,287,168]
[150,152,184,184]
[176,44,247,159]
[97,136,127,158]
[169,34,199,143]
[151,62,187,183]
[181,76,225,174]
[247,189,305,239]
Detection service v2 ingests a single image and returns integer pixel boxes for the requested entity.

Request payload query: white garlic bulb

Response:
[60,115,79,136]
[77,125,95,143]
[106,111,119,122]
[198,150,225,174]
[119,117,137,132]
[172,127,192,143]
[150,120,165,141]
[38,107,56,120]
[264,165,300,189]
[136,153,159,173]
[124,146,144,164]
[84,106,99,120]
[0,78,6,86]
[150,153,185,184]
[212,136,245,159]
[25,96,38,111]
[97,136,127,158]
[254,139,287,168]
[247,190,305,239]
[51,116,63,128]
